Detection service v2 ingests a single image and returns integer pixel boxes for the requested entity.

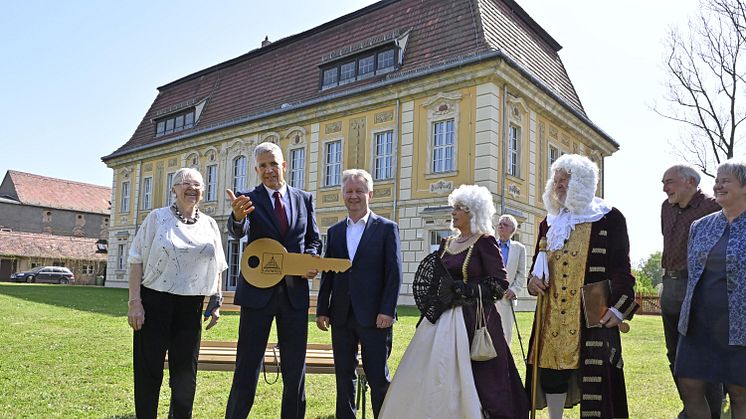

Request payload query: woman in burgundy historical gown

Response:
[380,184,528,419]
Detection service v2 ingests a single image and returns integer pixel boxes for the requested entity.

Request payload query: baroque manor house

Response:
[102,0,618,306]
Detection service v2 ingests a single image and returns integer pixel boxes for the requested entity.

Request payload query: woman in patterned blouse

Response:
[677,158,746,419]
[127,167,227,419]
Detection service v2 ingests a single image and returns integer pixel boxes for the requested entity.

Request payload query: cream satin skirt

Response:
[379,306,483,419]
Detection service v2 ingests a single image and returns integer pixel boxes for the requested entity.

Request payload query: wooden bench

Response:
[179,294,369,417]
[204,291,319,315]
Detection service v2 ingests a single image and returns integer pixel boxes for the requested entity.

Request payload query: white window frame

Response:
[142,177,153,210]
[120,181,130,213]
[324,140,342,187]
[233,156,247,192]
[226,237,247,291]
[289,147,306,189]
[429,229,452,252]
[117,244,125,270]
[165,172,174,207]
[206,164,218,201]
[508,124,521,178]
[373,130,394,180]
[431,119,455,173]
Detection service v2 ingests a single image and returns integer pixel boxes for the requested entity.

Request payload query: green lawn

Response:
[0,283,730,418]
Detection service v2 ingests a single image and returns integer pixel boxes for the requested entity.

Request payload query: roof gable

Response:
[105,0,589,159]
[3,171,111,215]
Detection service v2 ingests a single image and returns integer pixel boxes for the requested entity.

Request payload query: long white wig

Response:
[448,184,496,236]
[543,154,599,215]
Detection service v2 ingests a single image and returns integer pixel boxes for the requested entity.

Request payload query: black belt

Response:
[663,269,688,279]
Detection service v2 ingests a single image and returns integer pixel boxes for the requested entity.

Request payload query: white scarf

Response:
[545,197,612,252]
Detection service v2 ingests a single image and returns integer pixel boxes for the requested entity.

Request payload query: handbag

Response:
[470,286,497,361]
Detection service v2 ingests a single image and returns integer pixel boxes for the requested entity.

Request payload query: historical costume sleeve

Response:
[452,236,508,302]
[606,208,638,320]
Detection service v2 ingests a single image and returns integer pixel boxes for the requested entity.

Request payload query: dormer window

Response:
[155,108,196,137]
[152,98,207,138]
[377,50,395,70]
[320,46,398,90]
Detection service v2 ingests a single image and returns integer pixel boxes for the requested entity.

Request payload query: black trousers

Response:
[331,309,393,419]
[133,286,204,419]
[661,274,722,419]
[225,284,308,419]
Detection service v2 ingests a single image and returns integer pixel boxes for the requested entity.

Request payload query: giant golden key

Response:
[241,238,351,288]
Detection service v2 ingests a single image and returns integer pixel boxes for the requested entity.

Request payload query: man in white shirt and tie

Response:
[495,214,526,345]
[316,169,403,419]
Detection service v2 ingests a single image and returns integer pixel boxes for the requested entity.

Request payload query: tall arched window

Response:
[233,156,247,191]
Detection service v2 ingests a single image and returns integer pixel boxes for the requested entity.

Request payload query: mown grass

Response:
[0,283,731,418]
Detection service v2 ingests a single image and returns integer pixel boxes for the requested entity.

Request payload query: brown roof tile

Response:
[0,230,107,261]
[105,0,592,160]
[2,171,111,215]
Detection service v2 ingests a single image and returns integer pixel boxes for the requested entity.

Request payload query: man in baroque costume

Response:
[526,154,639,419]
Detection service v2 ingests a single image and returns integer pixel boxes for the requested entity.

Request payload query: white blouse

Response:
[128,207,227,296]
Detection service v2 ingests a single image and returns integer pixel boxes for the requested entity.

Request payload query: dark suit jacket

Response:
[316,211,402,327]
[228,184,322,310]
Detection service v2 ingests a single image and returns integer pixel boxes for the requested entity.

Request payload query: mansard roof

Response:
[0,171,111,215]
[104,0,607,161]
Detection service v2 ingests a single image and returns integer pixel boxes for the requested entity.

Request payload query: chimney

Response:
[261,36,272,47]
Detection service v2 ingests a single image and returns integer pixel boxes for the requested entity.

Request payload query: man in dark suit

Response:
[316,169,402,419]
[224,142,322,419]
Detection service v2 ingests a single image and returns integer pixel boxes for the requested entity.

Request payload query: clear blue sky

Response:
[0,0,701,261]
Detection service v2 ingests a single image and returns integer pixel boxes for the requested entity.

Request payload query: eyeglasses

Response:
[176,182,204,189]
[452,204,470,212]
[498,222,512,227]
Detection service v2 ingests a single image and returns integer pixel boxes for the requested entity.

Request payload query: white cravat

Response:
[345,211,370,261]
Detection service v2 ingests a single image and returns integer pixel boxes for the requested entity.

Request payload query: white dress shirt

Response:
[345,210,370,261]
[263,183,291,222]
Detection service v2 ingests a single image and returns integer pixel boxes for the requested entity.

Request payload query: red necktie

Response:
[273,191,289,237]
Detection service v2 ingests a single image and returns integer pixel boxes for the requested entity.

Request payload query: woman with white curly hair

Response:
[526,154,638,419]
[380,184,528,419]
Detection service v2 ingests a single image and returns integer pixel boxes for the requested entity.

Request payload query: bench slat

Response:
[203,292,319,314]
[165,339,363,375]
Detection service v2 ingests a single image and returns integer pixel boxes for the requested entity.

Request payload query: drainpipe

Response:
[500,83,508,214]
[392,98,400,220]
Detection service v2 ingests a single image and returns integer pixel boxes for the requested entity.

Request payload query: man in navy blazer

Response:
[225,142,322,419]
[316,169,402,419]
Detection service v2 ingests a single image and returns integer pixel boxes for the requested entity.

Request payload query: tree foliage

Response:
[633,251,663,296]
[657,0,746,177]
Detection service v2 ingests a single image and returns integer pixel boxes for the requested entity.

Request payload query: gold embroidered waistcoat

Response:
[535,222,592,370]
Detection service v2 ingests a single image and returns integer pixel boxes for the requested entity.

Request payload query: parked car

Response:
[11,266,75,284]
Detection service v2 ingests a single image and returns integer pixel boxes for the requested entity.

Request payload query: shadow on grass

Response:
[0,283,129,317]
[107,415,136,419]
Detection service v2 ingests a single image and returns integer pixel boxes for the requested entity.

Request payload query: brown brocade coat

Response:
[526,208,639,419]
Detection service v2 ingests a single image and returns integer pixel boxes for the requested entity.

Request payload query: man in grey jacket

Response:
[495,214,526,345]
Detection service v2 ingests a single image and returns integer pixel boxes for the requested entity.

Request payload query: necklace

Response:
[455,232,477,243]
[172,203,200,224]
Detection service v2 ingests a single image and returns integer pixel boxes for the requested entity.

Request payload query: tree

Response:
[633,251,663,296]
[638,251,663,287]
[657,0,746,177]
